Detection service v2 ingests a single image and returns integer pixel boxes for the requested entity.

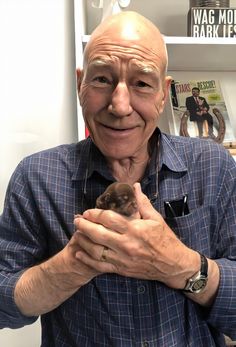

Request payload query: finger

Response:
[82,209,129,234]
[74,231,120,264]
[75,231,124,267]
[74,231,104,261]
[75,245,117,274]
[133,182,161,221]
[74,217,123,250]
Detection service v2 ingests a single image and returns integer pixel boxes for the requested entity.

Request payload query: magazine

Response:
[170,78,235,145]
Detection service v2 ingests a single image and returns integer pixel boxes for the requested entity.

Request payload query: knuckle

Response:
[130,219,143,233]
[96,224,109,242]
[122,237,140,257]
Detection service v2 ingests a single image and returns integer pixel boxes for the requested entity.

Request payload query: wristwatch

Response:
[183,253,208,293]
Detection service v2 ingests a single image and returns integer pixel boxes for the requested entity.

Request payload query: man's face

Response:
[192,89,200,97]
[77,33,171,160]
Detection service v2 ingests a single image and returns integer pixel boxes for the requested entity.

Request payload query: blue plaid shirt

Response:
[1,130,236,346]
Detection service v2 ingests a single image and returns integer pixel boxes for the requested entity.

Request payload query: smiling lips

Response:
[101,123,137,132]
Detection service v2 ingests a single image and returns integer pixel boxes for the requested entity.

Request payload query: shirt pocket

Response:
[165,204,211,250]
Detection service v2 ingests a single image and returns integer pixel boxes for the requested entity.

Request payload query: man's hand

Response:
[196,111,203,116]
[74,183,199,290]
[74,183,220,307]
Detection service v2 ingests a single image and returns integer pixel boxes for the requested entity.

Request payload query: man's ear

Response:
[76,68,83,92]
[76,68,84,105]
[159,76,172,114]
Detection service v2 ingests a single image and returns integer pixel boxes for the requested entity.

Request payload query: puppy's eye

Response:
[117,196,124,203]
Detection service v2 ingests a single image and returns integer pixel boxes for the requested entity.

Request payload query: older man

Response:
[0,11,236,347]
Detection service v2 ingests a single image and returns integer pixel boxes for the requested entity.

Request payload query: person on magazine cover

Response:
[186,87,214,137]
[1,10,236,347]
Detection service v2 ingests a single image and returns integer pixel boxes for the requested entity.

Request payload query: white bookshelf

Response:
[82,34,236,71]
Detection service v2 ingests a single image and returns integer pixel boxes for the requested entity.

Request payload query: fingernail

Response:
[74,213,82,219]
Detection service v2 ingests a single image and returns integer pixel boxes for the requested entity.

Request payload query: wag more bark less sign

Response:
[188,7,236,37]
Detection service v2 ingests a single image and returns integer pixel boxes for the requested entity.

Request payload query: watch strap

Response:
[199,253,208,277]
[183,252,208,293]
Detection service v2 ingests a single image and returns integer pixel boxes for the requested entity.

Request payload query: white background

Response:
[0,0,81,213]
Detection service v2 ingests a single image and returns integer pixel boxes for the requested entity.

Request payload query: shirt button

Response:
[142,341,149,347]
[137,285,146,294]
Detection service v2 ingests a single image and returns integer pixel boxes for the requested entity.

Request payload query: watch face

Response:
[192,279,207,292]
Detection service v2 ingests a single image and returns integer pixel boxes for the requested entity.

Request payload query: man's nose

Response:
[108,82,133,117]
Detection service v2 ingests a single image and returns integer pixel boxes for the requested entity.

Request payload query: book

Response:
[187,7,236,38]
[170,78,235,144]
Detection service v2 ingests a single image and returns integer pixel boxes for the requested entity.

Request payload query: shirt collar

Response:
[72,130,188,182]
[72,138,112,181]
[159,133,188,173]
[145,129,187,178]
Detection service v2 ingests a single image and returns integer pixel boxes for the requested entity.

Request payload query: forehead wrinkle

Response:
[86,55,162,77]
[85,38,165,79]
[87,58,161,81]
[84,38,165,65]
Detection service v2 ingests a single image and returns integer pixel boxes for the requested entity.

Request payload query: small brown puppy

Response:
[96,182,139,217]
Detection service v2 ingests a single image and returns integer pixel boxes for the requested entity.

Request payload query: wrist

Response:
[40,251,81,293]
[183,253,208,293]
[183,257,220,307]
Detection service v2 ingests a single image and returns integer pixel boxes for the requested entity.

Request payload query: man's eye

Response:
[136,80,151,88]
[94,76,110,84]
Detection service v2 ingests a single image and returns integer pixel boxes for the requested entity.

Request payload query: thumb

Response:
[133,182,161,220]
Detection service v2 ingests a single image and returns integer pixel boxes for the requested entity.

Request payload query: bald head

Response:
[84,11,168,74]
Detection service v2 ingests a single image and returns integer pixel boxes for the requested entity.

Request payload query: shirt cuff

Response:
[0,270,38,329]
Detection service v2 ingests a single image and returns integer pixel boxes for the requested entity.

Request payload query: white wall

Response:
[0,0,79,213]
[0,0,81,345]
[74,0,86,141]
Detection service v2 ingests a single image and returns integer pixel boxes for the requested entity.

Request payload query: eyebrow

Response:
[88,58,161,78]
[132,62,160,76]
[88,59,112,68]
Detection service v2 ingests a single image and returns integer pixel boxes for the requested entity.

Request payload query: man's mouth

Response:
[101,124,135,131]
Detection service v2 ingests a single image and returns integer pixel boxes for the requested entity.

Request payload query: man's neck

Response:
[107,154,150,185]
[105,130,159,184]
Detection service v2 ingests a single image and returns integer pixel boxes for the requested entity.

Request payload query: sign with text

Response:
[188,7,236,37]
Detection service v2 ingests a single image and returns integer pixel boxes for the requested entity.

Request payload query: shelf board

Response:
[165,36,236,71]
[82,35,236,72]
[164,36,236,45]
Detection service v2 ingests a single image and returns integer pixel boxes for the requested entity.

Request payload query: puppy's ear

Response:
[104,193,111,203]
[96,193,111,209]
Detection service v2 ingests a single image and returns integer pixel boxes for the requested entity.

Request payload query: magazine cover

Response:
[170,79,235,145]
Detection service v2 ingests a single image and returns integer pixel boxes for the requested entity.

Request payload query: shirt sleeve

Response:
[205,152,236,340]
[206,259,236,340]
[0,159,47,328]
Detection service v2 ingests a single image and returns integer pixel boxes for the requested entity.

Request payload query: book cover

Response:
[170,78,235,144]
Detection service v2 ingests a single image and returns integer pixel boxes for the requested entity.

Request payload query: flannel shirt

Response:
[1,130,236,346]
